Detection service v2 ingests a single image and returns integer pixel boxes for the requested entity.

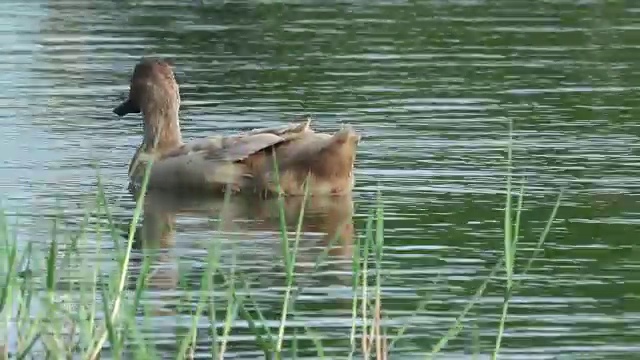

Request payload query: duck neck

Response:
[141,107,182,152]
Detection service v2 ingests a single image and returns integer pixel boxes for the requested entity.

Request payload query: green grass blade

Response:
[232,289,273,357]
[87,157,154,360]
[95,169,122,253]
[511,180,526,263]
[99,282,118,359]
[373,190,385,359]
[16,333,42,360]
[361,208,374,358]
[45,230,58,295]
[503,117,514,284]
[347,223,362,360]
[277,175,310,353]
[518,189,564,281]
[0,241,17,314]
[303,326,326,359]
[493,179,525,360]
[387,291,432,352]
[428,258,503,357]
[131,255,151,314]
[218,297,240,360]
[237,275,274,345]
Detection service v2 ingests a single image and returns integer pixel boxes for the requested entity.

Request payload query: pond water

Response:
[1,0,640,358]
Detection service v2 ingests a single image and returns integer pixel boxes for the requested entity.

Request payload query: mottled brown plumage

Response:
[114,58,360,196]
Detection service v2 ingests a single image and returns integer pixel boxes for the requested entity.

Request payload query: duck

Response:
[113,58,360,196]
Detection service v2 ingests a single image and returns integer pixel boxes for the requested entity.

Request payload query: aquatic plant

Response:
[0,121,563,359]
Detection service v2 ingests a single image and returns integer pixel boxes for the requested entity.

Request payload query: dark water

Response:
[2,0,640,358]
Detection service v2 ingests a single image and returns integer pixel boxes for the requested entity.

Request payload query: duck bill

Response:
[113,98,139,117]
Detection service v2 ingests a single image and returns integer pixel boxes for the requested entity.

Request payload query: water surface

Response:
[1,0,640,358]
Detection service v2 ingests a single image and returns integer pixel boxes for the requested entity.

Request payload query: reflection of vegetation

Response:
[0,124,564,359]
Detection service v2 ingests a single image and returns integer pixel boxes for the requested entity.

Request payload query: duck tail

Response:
[329,125,360,147]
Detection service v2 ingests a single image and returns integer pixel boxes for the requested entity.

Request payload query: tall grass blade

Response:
[45,227,58,295]
[347,223,362,360]
[503,117,514,285]
[303,326,325,359]
[218,298,239,360]
[277,175,310,353]
[131,255,151,315]
[291,329,298,360]
[123,311,152,360]
[428,258,503,357]
[86,157,154,360]
[361,209,374,358]
[99,282,118,360]
[236,275,274,345]
[373,191,386,360]
[511,181,525,263]
[232,288,273,357]
[518,189,564,281]
[0,242,16,314]
[387,292,432,352]
[96,172,123,254]
[176,272,210,360]
[16,333,41,360]
[493,179,525,360]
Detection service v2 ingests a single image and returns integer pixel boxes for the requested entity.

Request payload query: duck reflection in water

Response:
[124,187,355,317]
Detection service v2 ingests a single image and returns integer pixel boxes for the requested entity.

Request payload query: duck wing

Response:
[131,118,312,192]
[165,116,311,161]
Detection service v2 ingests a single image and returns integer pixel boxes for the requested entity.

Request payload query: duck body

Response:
[115,58,359,196]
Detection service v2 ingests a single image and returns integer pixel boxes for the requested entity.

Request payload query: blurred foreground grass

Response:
[0,120,563,359]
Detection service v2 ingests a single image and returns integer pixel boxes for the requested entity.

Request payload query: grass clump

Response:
[0,122,563,359]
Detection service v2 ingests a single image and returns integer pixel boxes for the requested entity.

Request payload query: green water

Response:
[1,0,639,358]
